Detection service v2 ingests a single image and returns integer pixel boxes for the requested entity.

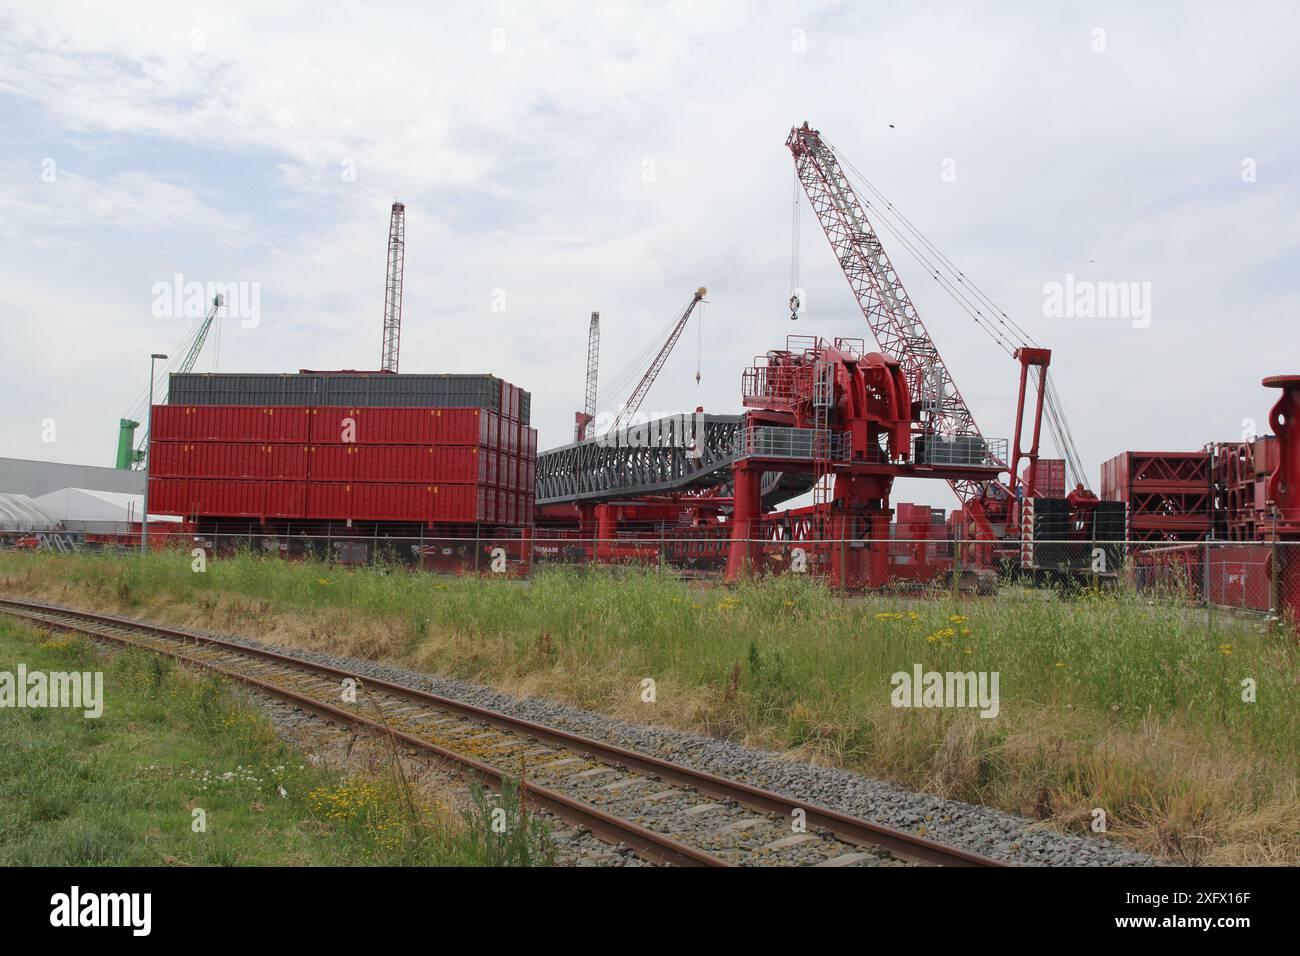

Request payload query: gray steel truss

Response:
[536,413,820,508]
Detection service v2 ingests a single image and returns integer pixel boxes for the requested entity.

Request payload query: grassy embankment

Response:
[0,549,1295,864]
[0,614,551,866]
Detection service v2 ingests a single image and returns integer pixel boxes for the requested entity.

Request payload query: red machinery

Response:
[534,122,1097,590]
[725,334,1003,587]
[1264,375,1300,622]
[785,122,1084,544]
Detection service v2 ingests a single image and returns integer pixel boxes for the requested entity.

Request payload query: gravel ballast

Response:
[188,623,1162,867]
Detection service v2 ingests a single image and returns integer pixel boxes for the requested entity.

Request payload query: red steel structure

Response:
[1264,375,1300,622]
[786,123,1061,540]
[1100,451,1212,542]
[724,334,1004,587]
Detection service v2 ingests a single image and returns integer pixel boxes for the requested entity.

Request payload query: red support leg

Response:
[726,462,762,581]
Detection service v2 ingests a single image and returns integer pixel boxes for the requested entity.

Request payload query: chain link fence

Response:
[2,528,1296,620]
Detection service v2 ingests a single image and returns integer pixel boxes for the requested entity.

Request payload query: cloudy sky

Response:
[1,1,1296,509]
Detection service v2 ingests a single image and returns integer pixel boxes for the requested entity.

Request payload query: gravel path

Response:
[187,623,1162,867]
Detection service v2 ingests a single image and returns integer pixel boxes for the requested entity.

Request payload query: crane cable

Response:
[593,309,686,417]
[824,139,1090,490]
[790,164,802,318]
[695,298,704,385]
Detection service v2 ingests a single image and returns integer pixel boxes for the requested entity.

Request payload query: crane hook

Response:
[788,293,801,321]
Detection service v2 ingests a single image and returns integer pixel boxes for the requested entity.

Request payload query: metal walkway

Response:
[535,413,816,508]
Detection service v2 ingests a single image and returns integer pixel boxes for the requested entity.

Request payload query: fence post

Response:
[839,526,846,594]
[952,528,962,597]
[1272,536,1280,616]
[1203,537,1212,632]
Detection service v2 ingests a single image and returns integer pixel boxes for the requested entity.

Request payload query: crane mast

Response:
[787,122,1000,507]
[611,287,706,433]
[380,201,406,373]
[575,311,600,441]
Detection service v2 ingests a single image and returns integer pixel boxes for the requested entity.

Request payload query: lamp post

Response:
[141,353,168,554]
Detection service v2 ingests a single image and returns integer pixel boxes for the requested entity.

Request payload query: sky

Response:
[1,0,1296,510]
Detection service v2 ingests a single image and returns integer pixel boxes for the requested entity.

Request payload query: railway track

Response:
[0,596,1000,868]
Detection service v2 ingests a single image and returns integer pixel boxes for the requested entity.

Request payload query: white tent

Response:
[33,487,180,532]
[0,493,59,532]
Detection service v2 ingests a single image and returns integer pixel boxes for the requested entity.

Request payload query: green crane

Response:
[115,294,224,469]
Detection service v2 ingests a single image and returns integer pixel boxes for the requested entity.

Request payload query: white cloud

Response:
[0,0,1296,509]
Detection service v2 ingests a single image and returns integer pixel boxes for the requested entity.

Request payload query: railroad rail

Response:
[0,596,999,868]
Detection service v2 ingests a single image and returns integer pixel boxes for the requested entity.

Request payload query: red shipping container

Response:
[181,479,267,517]
[485,449,498,487]
[482,411,501,451]
[1022,458,1066,498]
[154,442,309,480]
[147,477,187,516]
[149,405,188,442]
[148,441,189,478]
[1253,436,1278,477]
[262,407,311,442]
[264,481,306,518]
[162,406,265,442]
[429,484,486,523]
[309,444,354,481]
[306,482,436,522]
[352,445,429,482]
[261,444,309,480]
[309,407,430,445]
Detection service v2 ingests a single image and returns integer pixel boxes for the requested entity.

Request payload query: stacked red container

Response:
[1021,458,1066,498]
[1100,450,1212,542]
[148,388,536,527]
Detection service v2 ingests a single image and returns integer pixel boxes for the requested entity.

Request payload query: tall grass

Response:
[0,615,552,866]
[2,549,1295,863]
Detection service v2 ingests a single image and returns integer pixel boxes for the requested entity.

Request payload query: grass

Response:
[1,548,1296,865]
[0,614,552,866]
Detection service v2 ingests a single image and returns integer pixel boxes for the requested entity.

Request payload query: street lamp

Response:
[141,353,168,554]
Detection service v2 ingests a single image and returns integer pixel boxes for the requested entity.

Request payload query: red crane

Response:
[380,201,406,373]
[787,122,1082,535]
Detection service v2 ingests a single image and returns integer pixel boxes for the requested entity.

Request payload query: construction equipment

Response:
[609,288,707,433]
[380,201,406,373]
[115,294,223,469]
[575,311,600,441]
[785,121,1089,539]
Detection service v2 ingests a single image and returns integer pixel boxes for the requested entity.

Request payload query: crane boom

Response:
[121,294,223,469]
[177,294,223,377]
[611,287,706,433]
[380,201,406,373]
[575,311,600,441]
[787,122,1000,507]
